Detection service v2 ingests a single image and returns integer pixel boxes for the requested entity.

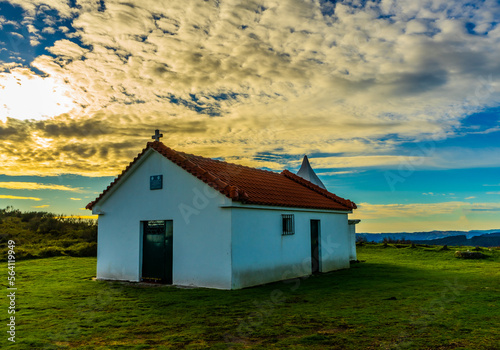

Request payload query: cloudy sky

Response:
[0,0,499,233]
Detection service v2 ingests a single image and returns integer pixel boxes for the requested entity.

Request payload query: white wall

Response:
[319,213,351,272]
[348,224,357,261]
[230,207,350,289]
[94,150,233,289]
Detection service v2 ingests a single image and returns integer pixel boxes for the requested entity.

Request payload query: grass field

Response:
[3,244,499,349]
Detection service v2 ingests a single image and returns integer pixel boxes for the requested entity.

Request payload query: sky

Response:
[0,0,499,233]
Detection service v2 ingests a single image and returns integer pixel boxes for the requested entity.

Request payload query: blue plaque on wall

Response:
[150,175,163,190]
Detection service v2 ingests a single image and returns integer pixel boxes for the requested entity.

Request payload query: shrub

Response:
[454,251,486,259]
[394,244,408,248]
[356,236,367,243]
[65,242,97,257]
[382,237,413,244]
[15,247,38,260]
[0,207,98,261]
[58,239,81,248]
[38,246,65,258]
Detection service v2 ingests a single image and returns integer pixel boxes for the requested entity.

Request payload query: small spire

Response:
[152,129,163,142]
[297,155,326,189]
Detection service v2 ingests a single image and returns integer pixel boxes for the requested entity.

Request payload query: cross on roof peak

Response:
[152,129,163,142]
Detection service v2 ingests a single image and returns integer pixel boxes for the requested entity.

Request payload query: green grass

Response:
[2,244,499,349]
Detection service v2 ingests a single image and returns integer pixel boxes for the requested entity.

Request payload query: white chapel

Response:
[87,131,359,289]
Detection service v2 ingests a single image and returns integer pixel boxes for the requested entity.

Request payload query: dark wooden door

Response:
[310,220,320,274]
[142,220,173,283]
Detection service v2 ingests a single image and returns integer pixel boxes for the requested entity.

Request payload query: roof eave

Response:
[281,170,356,211]
[222,202,353,213]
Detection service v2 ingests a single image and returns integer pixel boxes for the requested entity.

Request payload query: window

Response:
[150,175,163,190]
[282,214,295,235]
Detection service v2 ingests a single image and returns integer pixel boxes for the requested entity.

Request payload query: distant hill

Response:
[357,230,500,247]
[411,232,500,247]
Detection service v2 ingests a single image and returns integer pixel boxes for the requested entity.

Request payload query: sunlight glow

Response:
[32,132,54,149]
[0,68,76,122]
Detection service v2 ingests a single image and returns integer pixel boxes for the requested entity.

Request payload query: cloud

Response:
[32,204,49,208]
[0,0,500,175]
[9,32,24,40]
[317,170,363,176]
[69,197,81,200]
[422,192,455,196]
[1,0,76,51]
[0,194,41,200]
[302,155,423,169]
[5,0,74,19]
[47,39,88,60]
[352,201,500,220]
[486,191,500,195]
[423,148,500,169]
[469,208,500,212]
[0,181,82,191]
[351,200,500,232]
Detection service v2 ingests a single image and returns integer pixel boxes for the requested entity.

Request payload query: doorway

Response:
[141,220,173,283]
[310,220,320,274]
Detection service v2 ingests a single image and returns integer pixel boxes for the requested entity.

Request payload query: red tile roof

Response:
[86,142,356,211]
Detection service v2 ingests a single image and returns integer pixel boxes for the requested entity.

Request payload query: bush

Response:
[15,247,38,260]
[58,239,81,248]
[454,251,486,259]
[356,236,367,243]
[38,246,65,258]
[65,242,97,257]
[382,237,413,244]
[0,207,98,261]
